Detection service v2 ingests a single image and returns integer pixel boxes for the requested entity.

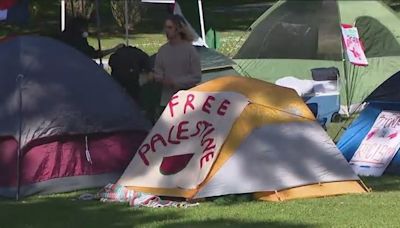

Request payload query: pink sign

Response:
[350,111,400,176]
[341,24,368,66]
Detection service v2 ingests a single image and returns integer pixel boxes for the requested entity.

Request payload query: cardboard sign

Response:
[118,91,248,189]
[350,111,400,176]
[341,24,368,66]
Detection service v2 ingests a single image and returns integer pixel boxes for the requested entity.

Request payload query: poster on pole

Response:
[349,111,400,176]
[118,91,248,190]
[341,24,368,66]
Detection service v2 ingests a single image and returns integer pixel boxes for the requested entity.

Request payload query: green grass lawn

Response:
[1,176,400,228]
[87,30,246,56]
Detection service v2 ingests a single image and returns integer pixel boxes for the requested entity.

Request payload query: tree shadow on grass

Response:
[0,194,318,228]
[0,194,180,228]
[160,219,317,228]
[207,194,254,206]
[362,175,400,192]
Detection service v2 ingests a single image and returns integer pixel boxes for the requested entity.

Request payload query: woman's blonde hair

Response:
[166,15,194,42]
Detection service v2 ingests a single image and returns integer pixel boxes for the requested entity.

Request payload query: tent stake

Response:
[359,180,372,192]
[274,190,282,201]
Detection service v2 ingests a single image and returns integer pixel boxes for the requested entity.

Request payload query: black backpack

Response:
[109,46,151,101]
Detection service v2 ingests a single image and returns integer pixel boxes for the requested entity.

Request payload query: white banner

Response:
[350,111,400,176]
[173,2,207,47]
[341,24,368,66]
[119,91,248,189]
[141,0,207,47]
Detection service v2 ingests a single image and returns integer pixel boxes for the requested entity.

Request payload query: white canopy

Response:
[141,0,206,46]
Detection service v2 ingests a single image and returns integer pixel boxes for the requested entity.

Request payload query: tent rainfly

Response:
[117,76,368,201]
[0,36,151,199]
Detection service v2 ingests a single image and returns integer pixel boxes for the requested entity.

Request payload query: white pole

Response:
[61,0,66,31]
[95,0,103,66]
[124,0,129,46]
[197,0,206,41]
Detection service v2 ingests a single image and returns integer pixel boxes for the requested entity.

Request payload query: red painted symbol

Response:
[367,130,376,140]
[388,132,398,139]
[159,153,194,175]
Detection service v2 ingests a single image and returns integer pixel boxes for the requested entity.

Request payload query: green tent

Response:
[197,46,239,82]
[234,0,400,112]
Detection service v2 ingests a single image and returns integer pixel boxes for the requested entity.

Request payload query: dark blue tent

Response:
[338,71,400,174]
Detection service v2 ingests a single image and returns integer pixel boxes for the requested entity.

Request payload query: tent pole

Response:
[333,102,364,142]
[61,0,66,31]
[94,0,103,66]
[16,74,24,201]
[197,0,206,41]
[124,0,129,46]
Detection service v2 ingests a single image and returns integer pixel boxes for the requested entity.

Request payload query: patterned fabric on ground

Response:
[97,184,199,208]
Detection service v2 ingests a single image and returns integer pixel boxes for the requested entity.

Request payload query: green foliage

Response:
[110,0,146,32]
[66,0,95,19]
[383,0,400,5]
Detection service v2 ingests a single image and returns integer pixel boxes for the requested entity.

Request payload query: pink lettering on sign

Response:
[184,94,195,114]
[201,126,214,139]
[168,95,179,118]
[190,121,203,137]
[388,133,398,139]
[217,100,231,116]
[168,126,180,144]
[138,144,151,166]
[150,134,167,152]
[202,139,215,153]
[200,152,214,168]
[134,92,247,171]
[378,115,400,128]
[366,130,376,140]
[191,121,212,137]
[202,96,215,114]
[177,121,190,140]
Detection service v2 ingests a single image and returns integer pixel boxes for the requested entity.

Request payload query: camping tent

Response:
[338,71,400,175]
[117,76,367,201]
[0,36,151,198]
[234,0,400,112]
